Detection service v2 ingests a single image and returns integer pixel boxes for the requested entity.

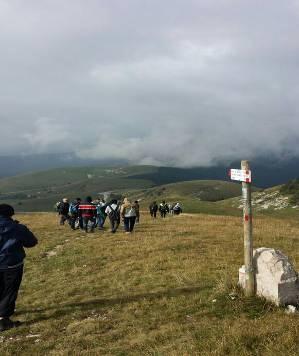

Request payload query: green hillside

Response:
[131,180,247,202]
[0,165,265,214]
[0,166,157,211]
[215,182,299,218]
[125,180,254,215]
[0,165,158,194]
[0,166,247,213]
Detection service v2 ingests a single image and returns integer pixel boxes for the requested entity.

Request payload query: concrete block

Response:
[239,248,299,306]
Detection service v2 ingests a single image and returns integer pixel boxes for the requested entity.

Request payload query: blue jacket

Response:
[0,216,38,270]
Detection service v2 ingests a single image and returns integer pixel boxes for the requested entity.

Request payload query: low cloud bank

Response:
[1,1,299,166]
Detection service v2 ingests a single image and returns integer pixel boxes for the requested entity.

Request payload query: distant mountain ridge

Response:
[0,153,127,178]
[131,160,299,188]
[1,153,299,188]
[0,161,297,213]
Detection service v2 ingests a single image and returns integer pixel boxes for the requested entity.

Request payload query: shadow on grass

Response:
[18,284,212,325]
[18,285,277,327]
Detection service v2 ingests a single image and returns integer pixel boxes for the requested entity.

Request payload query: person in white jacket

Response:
[120,198,138,233]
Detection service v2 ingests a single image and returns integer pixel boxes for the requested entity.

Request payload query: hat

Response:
[0,204,15,217]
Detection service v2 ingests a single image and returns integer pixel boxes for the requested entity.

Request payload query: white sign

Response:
[229,169,251,183]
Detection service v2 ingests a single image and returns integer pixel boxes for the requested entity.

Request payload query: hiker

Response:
[95,199,107,230]
[168,203,174,215]
[54,201,61,212]
[173,202,182,215]
[159,200,169,218]
[105,199,120,233]
[0,204,38,331]
[69,198,82,230]
[134,201,140,223]
[149,201,158,218]
[78,196,97,233]
[58,198,70,225]
[120,198,138,233]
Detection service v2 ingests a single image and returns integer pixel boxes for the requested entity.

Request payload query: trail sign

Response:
[229,162,255,296]
[229,169,251,183]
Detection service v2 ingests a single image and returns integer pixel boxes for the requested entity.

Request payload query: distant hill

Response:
[129,180,259,203]
[0,165,157,194]
[125,180,261,215]
[132,159,299,188]
[0,165,252,212]
[1,160,299,212]
[1,153,299,188]
[215,179,299,218]
[0,153,127,178]
[0,165,156,211]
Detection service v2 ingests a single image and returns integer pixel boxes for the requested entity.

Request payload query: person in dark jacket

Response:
[78,196,97,232]
[0,204,38,331]
[95,199,107,230]
[58,198,70,225]
[149,201,158,218]
[159,200,169,218]
[134,201,140,223]
[69,198,82,230]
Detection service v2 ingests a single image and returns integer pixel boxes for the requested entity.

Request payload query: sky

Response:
[1,0,299,166]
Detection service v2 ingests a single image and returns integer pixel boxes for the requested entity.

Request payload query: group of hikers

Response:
[56,196,140,234]
[57,197,183,233]
[149,201,183,218]
[0,197,183,332]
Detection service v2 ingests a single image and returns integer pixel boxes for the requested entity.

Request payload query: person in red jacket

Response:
[78,196,97,233]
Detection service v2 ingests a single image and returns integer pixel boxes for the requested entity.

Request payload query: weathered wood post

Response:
[241,160,255,296]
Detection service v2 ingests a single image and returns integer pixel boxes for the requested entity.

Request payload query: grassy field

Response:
[0,212,298,355]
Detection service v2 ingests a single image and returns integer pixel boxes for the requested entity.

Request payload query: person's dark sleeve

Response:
[135,205,140,217]
[16,224,38,248]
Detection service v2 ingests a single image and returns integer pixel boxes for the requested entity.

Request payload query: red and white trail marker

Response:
[229,169,252,183]
[230,161,254,297]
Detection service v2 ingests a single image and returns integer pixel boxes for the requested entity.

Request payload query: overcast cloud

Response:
[1,0,299,166]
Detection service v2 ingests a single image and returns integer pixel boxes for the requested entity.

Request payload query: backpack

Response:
[125,206,136,217]
[108,205,120,221]
[159,203,168,213]
[69,202,78,215]
[96,203,107,216]
[55,201,61,212]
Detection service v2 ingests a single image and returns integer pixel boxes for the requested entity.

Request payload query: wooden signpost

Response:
[229,161,255,296]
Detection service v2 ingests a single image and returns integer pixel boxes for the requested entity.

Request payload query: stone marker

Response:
[239,247,299,306]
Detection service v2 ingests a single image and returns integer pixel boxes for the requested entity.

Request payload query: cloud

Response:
[22,118,73,153]
[0,0,299,166]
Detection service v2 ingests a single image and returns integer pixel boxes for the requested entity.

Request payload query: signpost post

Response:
[229,161,255,296]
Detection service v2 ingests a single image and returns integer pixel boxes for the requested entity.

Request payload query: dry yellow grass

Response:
[0,212,298,355]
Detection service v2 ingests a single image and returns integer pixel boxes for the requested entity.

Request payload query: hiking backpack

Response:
[108,205,120,221]
[55,201,61,212]
[69,202,78,215]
